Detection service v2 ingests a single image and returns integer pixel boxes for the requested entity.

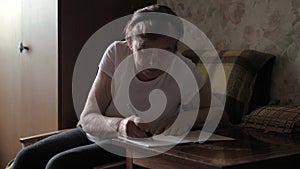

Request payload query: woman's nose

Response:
[149,50,160,65]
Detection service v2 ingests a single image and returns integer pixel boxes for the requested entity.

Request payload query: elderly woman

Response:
[13,4,229,169]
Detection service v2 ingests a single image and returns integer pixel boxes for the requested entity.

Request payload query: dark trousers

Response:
[13,128,125,169]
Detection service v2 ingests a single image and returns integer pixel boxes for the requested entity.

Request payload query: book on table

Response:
[118,130,235,148]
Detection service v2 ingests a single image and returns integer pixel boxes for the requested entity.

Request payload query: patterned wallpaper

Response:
[158,0,300,105]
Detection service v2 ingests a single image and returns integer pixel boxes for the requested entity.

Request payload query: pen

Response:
[127,104,153,137]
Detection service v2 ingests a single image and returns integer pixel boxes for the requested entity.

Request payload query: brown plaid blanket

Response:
[241,105,300,133]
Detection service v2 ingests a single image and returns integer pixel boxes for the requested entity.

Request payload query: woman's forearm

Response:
[80,77,123,139]
[80,112,122,138]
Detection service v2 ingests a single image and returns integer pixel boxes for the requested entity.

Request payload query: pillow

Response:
[241,105,300,133]
[182,49,276,124]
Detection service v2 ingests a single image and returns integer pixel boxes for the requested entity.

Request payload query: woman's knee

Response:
[45,151,92,169]
[13,146,45,169]
[46,152,71,169]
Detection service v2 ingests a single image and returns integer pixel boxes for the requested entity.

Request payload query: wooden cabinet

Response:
[58,0,156,129]
[0,0,156,167]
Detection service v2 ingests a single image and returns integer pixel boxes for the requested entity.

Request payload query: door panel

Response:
[0,0,22,167]
[20,0,58,135]
[0,0,57,167]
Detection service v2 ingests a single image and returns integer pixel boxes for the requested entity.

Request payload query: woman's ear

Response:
[127,38,133,50]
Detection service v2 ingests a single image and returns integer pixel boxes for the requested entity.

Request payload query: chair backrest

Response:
[182,49,276,124]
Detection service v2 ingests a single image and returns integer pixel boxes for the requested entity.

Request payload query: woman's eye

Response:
[136,44,146,51]
[165,47,176,53]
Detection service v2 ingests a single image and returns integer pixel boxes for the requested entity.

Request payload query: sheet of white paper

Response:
[118,130,234,148]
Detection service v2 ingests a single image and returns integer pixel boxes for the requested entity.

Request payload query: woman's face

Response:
[131,36,177,79]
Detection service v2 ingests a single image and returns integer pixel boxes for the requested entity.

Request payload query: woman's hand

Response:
[117,116,151,138]
[153,114,194,136]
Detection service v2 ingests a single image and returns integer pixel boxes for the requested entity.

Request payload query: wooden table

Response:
[112,127,300,169]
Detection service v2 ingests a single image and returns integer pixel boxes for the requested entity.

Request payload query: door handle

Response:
[18,42,29,53]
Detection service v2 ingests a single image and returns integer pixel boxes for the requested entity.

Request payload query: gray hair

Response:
[124,5,184,41]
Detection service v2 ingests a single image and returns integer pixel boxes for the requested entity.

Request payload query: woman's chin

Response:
[137,69,164,81]
[145,69,164,76]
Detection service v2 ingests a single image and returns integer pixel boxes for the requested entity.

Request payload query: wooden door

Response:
[0,0,57,167]
[19,0,58,136]
[0,0,22,168]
